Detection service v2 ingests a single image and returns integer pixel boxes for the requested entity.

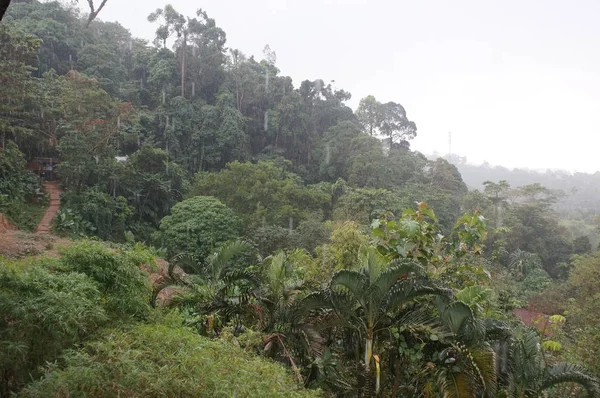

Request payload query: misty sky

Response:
[87,0,600,172]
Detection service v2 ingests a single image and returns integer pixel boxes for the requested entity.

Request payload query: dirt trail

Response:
[36,181,63,234]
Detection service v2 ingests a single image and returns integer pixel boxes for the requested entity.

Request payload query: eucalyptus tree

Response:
[356,95,417,149]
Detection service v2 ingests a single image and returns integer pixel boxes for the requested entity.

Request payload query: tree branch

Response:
[85,0,108,27]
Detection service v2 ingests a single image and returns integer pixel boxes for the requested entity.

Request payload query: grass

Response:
[5,201,47,231]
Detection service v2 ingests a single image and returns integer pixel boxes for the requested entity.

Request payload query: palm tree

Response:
[501,328,600,398]
[314,247,452,394]
[257,249,325,384]
[167,240,259,334]
[428,299,512,398]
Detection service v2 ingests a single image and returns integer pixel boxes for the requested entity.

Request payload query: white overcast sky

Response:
[84,0,600,172]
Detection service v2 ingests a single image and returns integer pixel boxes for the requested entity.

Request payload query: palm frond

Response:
[483,319,512,342]
[370,259,425,305]
[470,344,498,397]
[208,239,255,280]
[331,269,367,302]
[540,363,600,398]
[434,368,475,398]
[385,278,452,312]
[171,252,203,274]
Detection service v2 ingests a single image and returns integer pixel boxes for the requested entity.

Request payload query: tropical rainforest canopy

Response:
[0,1,599,397]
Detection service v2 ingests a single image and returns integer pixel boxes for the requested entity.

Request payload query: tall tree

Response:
[355,95,382,136]
[148,5,186,96]
[380,101,417,150]
[356,95,417,149]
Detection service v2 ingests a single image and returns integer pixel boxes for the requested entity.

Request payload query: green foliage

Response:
[53,208,95,236]
[125,145,189,231]
[0,141,44,228]
[0,257,107,395]
[59,188,133,240]
[192,161,331,228]
[1,2,599,396]
[499,328,600,397]
[59,241,152,320]
[372,202,489,286]
[18,313,321,398]
[159,196,242,259]
[549,252,600,379]
[333,185,405,224]
[313,221,369,281]
[573,235,592,254]
[251,224,298,256]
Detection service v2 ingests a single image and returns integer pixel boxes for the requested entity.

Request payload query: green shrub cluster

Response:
[18,314,321,398]
[0,241,154,394]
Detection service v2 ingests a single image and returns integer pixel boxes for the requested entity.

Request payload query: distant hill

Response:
[426,153,600,215]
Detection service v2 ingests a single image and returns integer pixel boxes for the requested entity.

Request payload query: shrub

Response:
[250,225,298,256]
[59,241,151,320]
[58,188,134,240]
[0,258,107,395]
[19,314,321,398]
[0,141,44,230]
[159,196,242,259]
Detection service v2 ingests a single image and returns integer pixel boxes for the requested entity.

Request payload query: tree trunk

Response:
[180,32,186,97]
[364,335,373,371]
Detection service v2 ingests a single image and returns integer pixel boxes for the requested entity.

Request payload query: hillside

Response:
[1,1,600,397]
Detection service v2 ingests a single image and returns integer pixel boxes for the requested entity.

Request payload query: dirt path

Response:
[36,181,63,234]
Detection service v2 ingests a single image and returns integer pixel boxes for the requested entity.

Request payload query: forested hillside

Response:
[1,1,599,397]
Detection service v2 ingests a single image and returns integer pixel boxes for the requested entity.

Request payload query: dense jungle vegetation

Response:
[1,1,599,397]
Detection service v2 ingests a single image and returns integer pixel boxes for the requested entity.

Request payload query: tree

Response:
[148,6,226,98]
[483,180,511,228]
[124,145,188,231]
[381,102,417,150]
[573,235,592,254]
[169,239,259,334]
[355,95,382,136]
[500,328,600,397]
[257,249,324,383]
[148,5,186,95]
[318,248,451,393]
[192,160,330,228]
[159,196,242,259]
[554,252,600,378]
[355,96,417,150]
[0,24,41,148]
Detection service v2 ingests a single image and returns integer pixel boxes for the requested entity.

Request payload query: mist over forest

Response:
[0,1,599,397]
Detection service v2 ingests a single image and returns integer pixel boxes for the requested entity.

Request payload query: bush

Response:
[192,161,331,228]
[0,258,107,395]
[250,225,298,256]
[58,188,134,240]
[19,314,321,398]
[0,141,44,229]
[59,241,152,320]
[159,196,242,259]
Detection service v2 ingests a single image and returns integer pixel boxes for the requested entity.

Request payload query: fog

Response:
[85,0,600,173]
